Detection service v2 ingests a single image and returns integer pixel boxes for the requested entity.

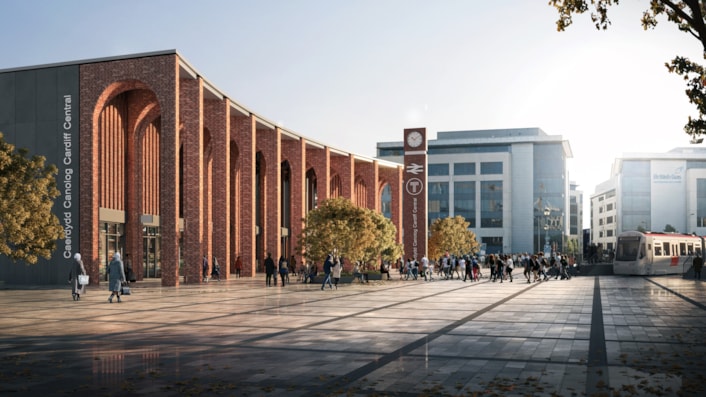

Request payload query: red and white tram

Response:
[614,231,703,275]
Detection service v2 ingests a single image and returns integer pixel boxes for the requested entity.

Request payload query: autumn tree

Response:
[550,0,706,140]
[0,132,64,264]
[297,197,401,267]
[427,216,479,260]
[364,210,404,264]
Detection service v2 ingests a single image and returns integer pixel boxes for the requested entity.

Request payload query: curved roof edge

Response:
[1,49,395,168]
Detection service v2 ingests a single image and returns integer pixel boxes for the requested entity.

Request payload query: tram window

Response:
[696,246,703,256]
[616,239,640,261]
[688,243,694,255]
[663,242,670,255]
[680,243,686,256]
[654,245,662,256]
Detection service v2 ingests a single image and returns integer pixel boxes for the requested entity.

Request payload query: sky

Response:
[1,0,702,228]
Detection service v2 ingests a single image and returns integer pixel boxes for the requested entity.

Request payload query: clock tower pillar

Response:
[403,128,428,263]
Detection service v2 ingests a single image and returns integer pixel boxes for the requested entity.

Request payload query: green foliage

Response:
[296,197,401,265]
[427,216,479,260]
[0,132,64,264]
[550,0,706,138]
[664,224,677,233]
[565,236,580,255]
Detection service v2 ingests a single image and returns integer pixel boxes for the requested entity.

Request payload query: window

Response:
[654,244,662,256]
[454,181,475,227]
[454,162,475,175]
[606,203,613,211]
[428,182,449,224]
[606,216,613,224]
[480,181,502,227]
[480,162,503,175]
[428,163,449,176]
[698,179,706,227]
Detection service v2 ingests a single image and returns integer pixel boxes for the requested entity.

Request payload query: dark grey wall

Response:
[0,65,80,285]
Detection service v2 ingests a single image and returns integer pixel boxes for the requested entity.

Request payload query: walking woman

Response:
[107,252,126,303]
[68,252,87,301]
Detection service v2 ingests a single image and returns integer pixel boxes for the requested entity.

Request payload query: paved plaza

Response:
[1,271,705,396]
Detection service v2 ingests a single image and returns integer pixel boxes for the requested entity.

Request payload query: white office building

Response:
[377,127,580,256]
[591,147,706,252]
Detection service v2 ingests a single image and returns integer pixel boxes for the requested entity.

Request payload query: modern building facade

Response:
[377,127,577,256]
[591,147,706,251]
[0,50,404,286]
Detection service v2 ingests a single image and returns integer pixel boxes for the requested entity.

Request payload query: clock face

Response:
[407,131,423,148]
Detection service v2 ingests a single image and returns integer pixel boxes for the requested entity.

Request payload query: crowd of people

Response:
[260,250,577,289]
[395,252,576,284]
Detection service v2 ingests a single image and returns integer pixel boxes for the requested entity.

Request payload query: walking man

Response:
[321,254,334,290]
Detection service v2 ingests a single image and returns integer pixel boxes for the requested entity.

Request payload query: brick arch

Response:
[89,79,162,284]
[229,140,241,271]
[354,176,367,207]
[330,174,342,198]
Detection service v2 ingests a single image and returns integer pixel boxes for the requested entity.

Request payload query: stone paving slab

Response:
[1,274,705,396]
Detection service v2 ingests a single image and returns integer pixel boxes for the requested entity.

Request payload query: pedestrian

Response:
[463,255,473,282]
[68,252,87,301]
[124,254,135,283]
[321,254,334,290]
[353,262,364,283]
[332,257,342,289]
[496,255,505,283]
[264,252,276,287]
[451,257,462,280]
[421,255,431,281]
[202,255,209,282]
[234,255,242,278]
[522,253,531,283]
[538,252,549,281]
[506,254,514,282]
[380,260,391,280]
[279,256,289,286]
[290,255,297,276]
[528,254,537,282]
[472,256,480,281]
[107,252,126,303]
[211,256,221,281]
[488,254,497,282]
[558,254,571,280]
[694,253,703,280]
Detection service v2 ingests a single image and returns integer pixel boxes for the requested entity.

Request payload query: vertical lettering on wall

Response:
[403,128,427,261]
[61,94,75,259]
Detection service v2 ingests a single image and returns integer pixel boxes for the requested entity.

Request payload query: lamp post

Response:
[543,207,551,254]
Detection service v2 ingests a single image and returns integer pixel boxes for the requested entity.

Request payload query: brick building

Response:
[0,50,403,286]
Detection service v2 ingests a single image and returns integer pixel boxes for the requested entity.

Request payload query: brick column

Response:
[258,126,281,263]
[180,77,204,284]
[206,99,230,278]
[234,115,256,277]
[283,138,305,269]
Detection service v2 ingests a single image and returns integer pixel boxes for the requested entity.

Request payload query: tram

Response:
[613,231,703,275]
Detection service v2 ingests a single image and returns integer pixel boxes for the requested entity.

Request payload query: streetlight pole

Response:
[543,207,551,254]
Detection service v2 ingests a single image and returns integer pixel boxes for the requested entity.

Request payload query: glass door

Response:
[143,227,161,278]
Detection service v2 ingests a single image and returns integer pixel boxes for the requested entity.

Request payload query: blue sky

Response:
[1,1,701,227]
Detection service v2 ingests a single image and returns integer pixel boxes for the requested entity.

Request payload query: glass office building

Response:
[377,128,578,255]
[591,147,706,252]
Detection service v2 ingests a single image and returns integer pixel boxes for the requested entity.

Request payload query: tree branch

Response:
[663,0,706,53]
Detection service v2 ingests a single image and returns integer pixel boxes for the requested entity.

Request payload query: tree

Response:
[0,132,64,264]
[296,197,400,266]
[427,216,479,260]
[365,210,403,265]
[664,223,678,232]
[550,0,706,139]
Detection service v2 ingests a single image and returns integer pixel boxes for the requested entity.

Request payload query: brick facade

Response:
[74,51,402,286]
